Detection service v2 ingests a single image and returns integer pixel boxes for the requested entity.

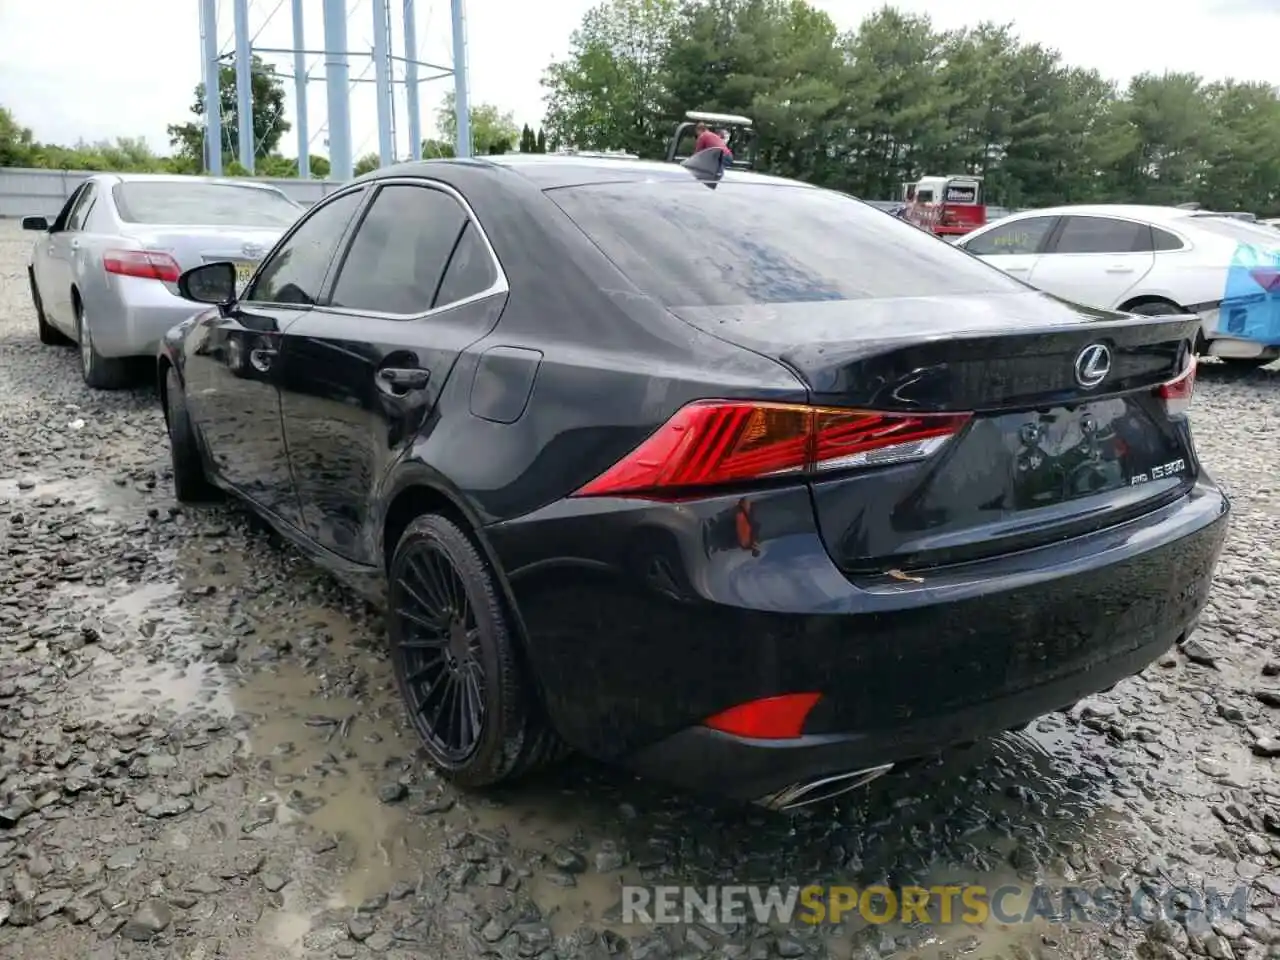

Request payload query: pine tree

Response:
[535,128,547,154]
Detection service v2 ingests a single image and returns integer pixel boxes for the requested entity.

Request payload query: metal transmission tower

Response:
[197,0,474,181]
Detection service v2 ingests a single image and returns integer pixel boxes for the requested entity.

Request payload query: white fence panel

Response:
[0,167,348,218]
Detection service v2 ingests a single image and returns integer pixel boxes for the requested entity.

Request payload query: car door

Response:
[182,187,367,527]
[956,215,1059,280]
[276,179,508,564]
[39,182,96,330]
[1025,215,1157,309]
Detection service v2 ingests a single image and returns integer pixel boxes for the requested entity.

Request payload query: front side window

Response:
[329,184,468,315]
[247,189,365,306]
[961,217,1057,257]
[65,183,98,232]
[50,184,87,233]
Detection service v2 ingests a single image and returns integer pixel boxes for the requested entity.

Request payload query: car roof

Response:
[993,203,1207,225]
[366,154,810,191]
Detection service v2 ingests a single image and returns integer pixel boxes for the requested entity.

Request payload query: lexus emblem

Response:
[241,241,264,259]
[1074,343,1111,389]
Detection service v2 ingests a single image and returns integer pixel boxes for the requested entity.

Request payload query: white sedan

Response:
[955,204,1280,368]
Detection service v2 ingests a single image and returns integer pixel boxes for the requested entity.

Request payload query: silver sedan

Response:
[24,174,302,389]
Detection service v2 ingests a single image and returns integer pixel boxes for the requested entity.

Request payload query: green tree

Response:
[353,152,381,175]
[519,123,537,152]
[1199,81,1280,212]
[535,127,547,153]
[435,92,519,155]
[167,55,291,169]
[0,106,37,167]
[541,0,678,156]
[662,0,848,184]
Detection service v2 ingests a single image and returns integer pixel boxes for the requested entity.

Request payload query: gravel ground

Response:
[1,217,1279,960]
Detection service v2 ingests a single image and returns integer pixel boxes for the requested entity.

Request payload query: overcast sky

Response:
[0,0,1276,162]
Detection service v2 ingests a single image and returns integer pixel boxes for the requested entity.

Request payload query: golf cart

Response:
[666,111,758,171]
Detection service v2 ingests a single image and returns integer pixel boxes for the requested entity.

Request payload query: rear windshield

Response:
[1188,215,1280,247]
[112,182,301,227]
[546,181,1023,307]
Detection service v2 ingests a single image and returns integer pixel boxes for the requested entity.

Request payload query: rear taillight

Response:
[1156,355,1196,416]
[1250,268,1280,293]
[572,400,972,499]
[104,249,181,283]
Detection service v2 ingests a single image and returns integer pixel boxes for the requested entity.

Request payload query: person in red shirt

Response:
[693,123,733,162]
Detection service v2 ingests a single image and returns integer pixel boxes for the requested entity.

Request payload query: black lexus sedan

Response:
[158,153,1229,811]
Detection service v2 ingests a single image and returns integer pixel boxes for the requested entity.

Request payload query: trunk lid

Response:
[121,226,284,294]
[670,291,1201,572]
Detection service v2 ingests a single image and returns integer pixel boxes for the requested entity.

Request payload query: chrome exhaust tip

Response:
[756,763,894,812]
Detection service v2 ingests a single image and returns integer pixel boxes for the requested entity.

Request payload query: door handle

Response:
[376,367,430,395]
[1106,265,1134,274]
[1004,265,1030,273]
[69,239,80,251]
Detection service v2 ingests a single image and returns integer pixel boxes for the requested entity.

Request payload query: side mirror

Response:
[178,262,238,305]
[22,216,49,232]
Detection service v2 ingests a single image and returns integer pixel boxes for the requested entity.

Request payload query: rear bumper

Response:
[627,625,1180,804]
[88,276,198,358]
[488,478,1229,802]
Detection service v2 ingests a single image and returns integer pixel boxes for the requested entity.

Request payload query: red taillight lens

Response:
[572,400,972,499]
[104,249,181,283]
[1249,268,1280,293]
[703,693,823,740]
[1156,355,1196,416]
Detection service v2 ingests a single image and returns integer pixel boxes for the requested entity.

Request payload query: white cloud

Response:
[0,0,1274,163]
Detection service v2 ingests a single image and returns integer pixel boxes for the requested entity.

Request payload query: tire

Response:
[1124,300,1211,356]
[388,513,563,788]
[1217,356,1275,371]
[1125,299,1184,317]
[75,297,133,390]
[29,269,70,346]
[164,366,220,503]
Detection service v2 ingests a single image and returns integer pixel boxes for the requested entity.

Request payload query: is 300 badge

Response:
[1130,458,1187,486]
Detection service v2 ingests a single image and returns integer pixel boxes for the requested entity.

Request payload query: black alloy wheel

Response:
[396,536,487,761]
[388,514,563,787]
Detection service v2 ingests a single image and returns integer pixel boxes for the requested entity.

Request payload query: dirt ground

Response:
[2,219,1280,960]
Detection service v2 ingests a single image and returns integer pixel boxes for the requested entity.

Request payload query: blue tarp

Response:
[1220,241,1280,344]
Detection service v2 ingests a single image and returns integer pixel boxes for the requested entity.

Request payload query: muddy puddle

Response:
[13,482,1224,960]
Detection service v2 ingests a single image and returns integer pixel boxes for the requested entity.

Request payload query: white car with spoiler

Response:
[24,173,302,389]
[955,204,1280,369]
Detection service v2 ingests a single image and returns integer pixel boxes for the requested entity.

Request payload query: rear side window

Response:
[546,182,1024,307]
[1051,216,1150,254]
[962,217,1056,256]
[1152,227,1184,251]
[113,182,300,227]
[329,184,468,315]
[434,222,499,307]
